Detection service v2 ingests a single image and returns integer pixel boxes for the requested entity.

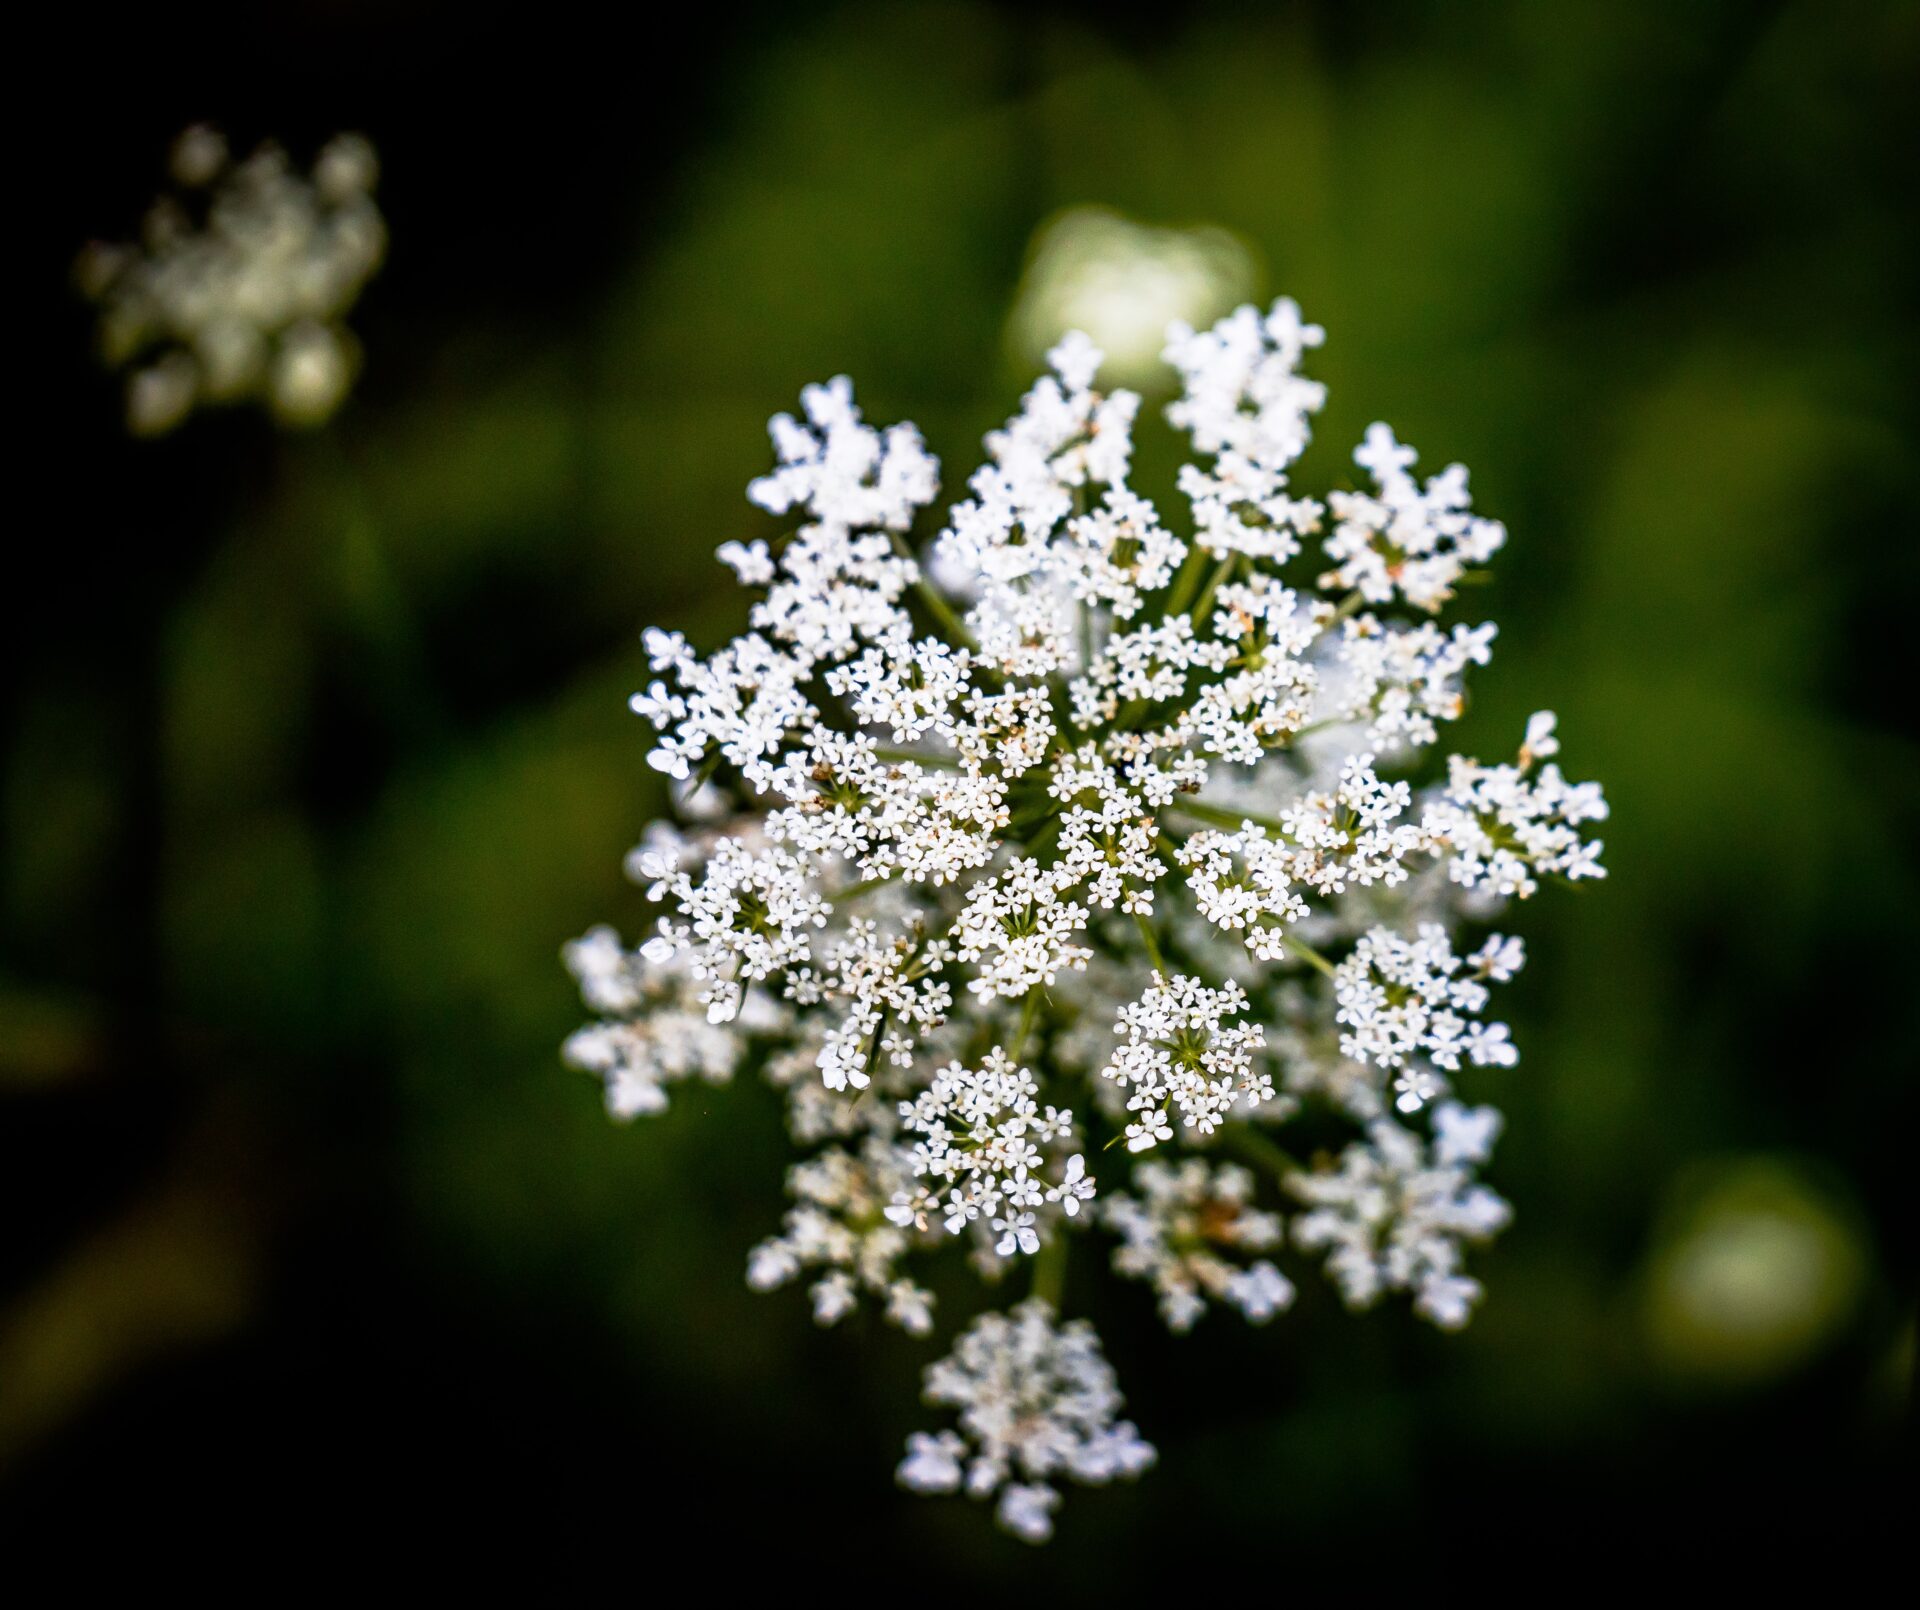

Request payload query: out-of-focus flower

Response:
[1643,1157,1867,1384]
[897,1299,1154,1542]
[1008,206,1256,386]
[77,125,386,435]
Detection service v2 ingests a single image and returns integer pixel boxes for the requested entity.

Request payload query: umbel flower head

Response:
[566,295,1608,1542]
[77,124,385,435]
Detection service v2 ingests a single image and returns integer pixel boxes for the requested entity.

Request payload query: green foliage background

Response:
[4,0,1913,1579]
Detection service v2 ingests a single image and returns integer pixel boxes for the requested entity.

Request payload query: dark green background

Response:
[5,0,1913,1582]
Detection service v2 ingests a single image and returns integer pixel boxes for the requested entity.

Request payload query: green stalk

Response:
[1009,986,1044,1061]
[889,531,980,654]
[1188,551,1241,627]
[1326,588,1368,627]
[871,746,963,770]
[1282,932,1339,978]
[1030,1228,1068,1308]
[1134,911,1169,976]
[1165,541,1214,615]
[1222,1123,1307,1181]
[1164,798,1296,839]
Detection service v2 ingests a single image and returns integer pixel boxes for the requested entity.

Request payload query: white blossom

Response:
[1320,424,1506,612]
[747,374,939,534]
[886,1048,1087,1249]
[560,926,755,1116]
[748,1139,937,1335]
[1423,723,1610,896]
[564,293,1609,1542]
[79,127,384,434]
[1164,297,1326,469]
[1059,488,1187,620]
[900,1300,1155,1542]
[1102,972,1272,1149]
[1291,1101,1512,1328]
[1332,615,1497,753]
[1333,922,1522,1108]
[953,858,1092,1000]
[1104,1159,1293,1331]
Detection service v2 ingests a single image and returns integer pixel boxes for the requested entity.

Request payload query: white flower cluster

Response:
[1103,972,1270,1151]
[886,1048,1090,1255]
[561,924,747,1117]
[1321,423,1507,612]
[78,125,385,435]
[567,295,1608,1541]
[1104,1159,1293,1332]
[1291,1100,1511,1329]
[1334,924,1522,1113]
[1424,714,1611,896]
[746,1138,937,1335]
[897,1299,1154,1542]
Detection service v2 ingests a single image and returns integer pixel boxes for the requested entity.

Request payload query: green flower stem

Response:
[1283,718,1344,744]
[1164,541,1214,615]
[1282,932,1339,978]
[1222,1123,1307,1181]
[861,1008,892,1084]
[1188,551,1241,627]
[1031,1227,1068,1308]
[1327,587,1368,626]
[872,746,963,770]
[1163,797,1297,839]
[1134,911,1169,975]
[1009,986,1044,1061]
[889,530,980,654]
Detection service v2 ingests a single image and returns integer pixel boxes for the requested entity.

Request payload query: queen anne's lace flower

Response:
[1334,922,1523,1110]
[886,1049,1086,1252]
[561,926,755,1116]
[1290,1100,1512,1328]
[1423,723,1611,896]
[897,1300,1155,1542]
[1105,1159,1293,1331]
[1333,616,1496,753]
[79,126,385,434]
[1321,424,1507,612]
[1103,972,1271,1150]
[565,295,1607,1541]
[748,1138,937,1334]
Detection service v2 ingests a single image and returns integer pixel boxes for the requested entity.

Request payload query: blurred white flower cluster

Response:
[897,1299,1154,1541]
[1008,206,1256,386]
[566,296,1608,1541]
[77,125,385,435]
